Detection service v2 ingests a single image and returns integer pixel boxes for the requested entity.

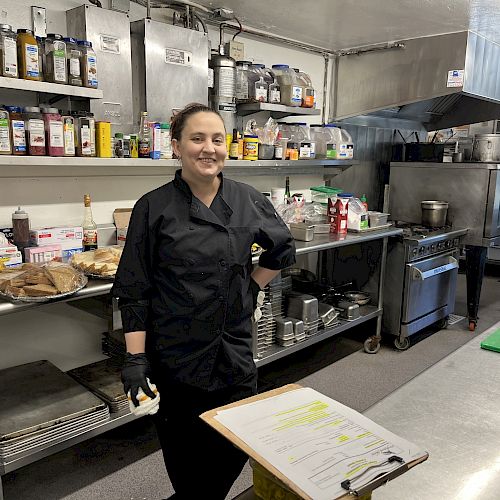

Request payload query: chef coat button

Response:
[189,226,195,230]
[219,259,226,266]
[183,324,189,330]
[218,295,224,301]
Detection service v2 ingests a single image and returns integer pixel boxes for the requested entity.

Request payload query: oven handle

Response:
[411,256,459,281]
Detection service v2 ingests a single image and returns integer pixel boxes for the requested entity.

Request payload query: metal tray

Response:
[348,222,393,233]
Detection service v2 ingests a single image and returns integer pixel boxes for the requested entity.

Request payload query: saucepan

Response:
[344,291,371,306]
[421,200,448,227]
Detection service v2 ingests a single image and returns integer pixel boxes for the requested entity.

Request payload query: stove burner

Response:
[395,221,451,239]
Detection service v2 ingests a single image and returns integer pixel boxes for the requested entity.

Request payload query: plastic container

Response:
[78,40,98,88]
[249,64,268,102]
[42,107,64,157]
[35,36,44,81]
[268,78,281,104]
[329,193,352,234]
[286,141,299,161]
[62,115,75,157]
[96,121,111,158]
[310,186,343,205]
[0,108,12,155]
[64,37,82,86]
[123,134,131,158]
[12,207,30,254]
[235,60,251,101]
[159,122,172,159]
[295,69,315,108]
[129,134,138,158]
[114,132,124,158]
[23,106,46,156]
[17,29,41,81]
[243,135,259,160]
[271,64,302,107]
[0,24,18,78]
[368,211,390,227]
[44,34,67,84]
[73,111,93,157]
[5,106,26,155]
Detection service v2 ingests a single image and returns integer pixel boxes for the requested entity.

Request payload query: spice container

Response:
[87,112,96,156]
[0,108,12,155]
[17,29,41,81]
[62,115,75,157]
[73,111,93,157]
[35,36,44,81]
[123,134,131,158]
[243,135,259,160]
[0,24,18,78]
[23,107,46,155]
[114,132,124,158]
[159,123,172,159]
[64,37,82,86]
[96,121,111,158]
[78,40,98,88]
[129,134,138,158]
[286,141,299,160]
[41,108,64,156]
[272,64,301,107]
[44,34,67,84]
[5,106,26,155]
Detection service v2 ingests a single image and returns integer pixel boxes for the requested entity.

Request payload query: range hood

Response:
[330,31,500,131]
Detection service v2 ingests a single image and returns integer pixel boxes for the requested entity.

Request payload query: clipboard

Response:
[200,384,428,499]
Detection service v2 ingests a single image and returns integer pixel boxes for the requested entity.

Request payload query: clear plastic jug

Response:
[271,64,302,107]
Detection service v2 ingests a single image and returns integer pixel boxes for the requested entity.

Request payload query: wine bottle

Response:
[82,194,98,251]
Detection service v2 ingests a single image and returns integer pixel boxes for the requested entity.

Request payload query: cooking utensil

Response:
[421,200,448,227]
[344,291,371,306]
[471,134,500,162]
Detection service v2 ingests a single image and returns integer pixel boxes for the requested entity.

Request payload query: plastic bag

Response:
[347,197,369,230]
[254,117,279,145]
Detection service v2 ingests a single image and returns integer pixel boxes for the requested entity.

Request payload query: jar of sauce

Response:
[5,106,26,155]
[0,24,18,78]
[42,107,64,156]
[23,107,46,155]
[17,29,41,81]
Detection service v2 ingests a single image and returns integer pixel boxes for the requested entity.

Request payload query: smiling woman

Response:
[112,102,296,499]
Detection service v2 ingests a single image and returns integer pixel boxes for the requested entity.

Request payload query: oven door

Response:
[402,250,459,324]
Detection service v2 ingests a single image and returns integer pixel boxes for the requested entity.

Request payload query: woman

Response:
[112,103,296,499]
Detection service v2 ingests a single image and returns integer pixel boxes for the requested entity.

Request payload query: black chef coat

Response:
[112,170,296,390]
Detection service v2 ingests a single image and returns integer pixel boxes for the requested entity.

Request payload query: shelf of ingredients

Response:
[0,226,399,317]
[254,305,381,367]
[0,76,103,98]
[236,102,321,118]
[0,156,358,177]
[0,410,138,475]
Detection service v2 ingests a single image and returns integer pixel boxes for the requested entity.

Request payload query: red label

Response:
[39,233,51,238]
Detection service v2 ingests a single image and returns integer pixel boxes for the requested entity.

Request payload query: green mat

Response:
[480,329,500,353]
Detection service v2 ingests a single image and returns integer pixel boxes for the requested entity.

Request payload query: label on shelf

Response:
[25,44,40,78]
[3,36,18,77]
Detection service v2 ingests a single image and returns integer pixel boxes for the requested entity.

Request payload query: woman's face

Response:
[172,112,226,181]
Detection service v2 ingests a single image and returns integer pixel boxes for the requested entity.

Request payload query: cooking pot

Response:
[421,200,448,227]
[471,134,500,162]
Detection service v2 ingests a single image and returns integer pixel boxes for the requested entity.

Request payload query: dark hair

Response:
[170,103,224,142]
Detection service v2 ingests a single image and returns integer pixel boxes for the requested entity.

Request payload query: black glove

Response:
[249,277,262,310]
[121,352,157,407]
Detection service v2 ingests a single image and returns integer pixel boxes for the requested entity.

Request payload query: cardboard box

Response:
[0,228,14,245]
[0,250,22,267]
[24,245,63,264]
[113,209,132,247]
[30,226,83,246]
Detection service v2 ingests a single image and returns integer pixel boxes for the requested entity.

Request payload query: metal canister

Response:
[243,135,259,160]
[209,54,237,133]
[96,121,111,158]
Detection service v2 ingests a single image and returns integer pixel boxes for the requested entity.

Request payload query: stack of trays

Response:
[275,317,306,346]
[68,359,129,414]
[286,292,320,337]
[0,360,110,466]
[253,302,275,358]
[102,329,126,363]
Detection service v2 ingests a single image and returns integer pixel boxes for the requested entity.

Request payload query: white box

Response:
[0,250,23,267]
[30,226,83,247]
[114,209,132,247]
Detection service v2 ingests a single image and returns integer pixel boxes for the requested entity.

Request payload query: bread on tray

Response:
[71,246,122,277]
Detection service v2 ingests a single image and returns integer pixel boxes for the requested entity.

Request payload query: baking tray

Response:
[348,222,393,233]
[0,360,106,442]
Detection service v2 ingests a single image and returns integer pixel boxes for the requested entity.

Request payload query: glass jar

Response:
[17,29,41,81]
[78,40,98,88]
[23,106,46,156]
[0,108,12,155]
[62,115,75,157]
[236,60,251,102]
[0,24,18,78]
[64,37,82,86]
[41,107,64,156]
[5,106,26,155]
[44,34,67,84]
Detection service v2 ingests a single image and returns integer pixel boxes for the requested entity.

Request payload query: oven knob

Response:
[431,244,436,252]
[412,248,418,256]
[438,242,443,250]
[419,247,425,255]
[446,240,452,248]
[454,238,459,246]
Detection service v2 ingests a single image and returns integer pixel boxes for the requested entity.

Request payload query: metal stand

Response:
[465,245,487,331]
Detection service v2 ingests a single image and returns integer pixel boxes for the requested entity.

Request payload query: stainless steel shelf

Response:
[255,306,382,367]
[0,76,103,99]
[237,102,321,118]
[0,156,358,178]
[0,411,138,475]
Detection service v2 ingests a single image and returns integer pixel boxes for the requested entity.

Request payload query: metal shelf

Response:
[237,102,321,118]
[255,306,382,366]
[0,156,358,178]
[0,411,138,475]
[0,76,103,99]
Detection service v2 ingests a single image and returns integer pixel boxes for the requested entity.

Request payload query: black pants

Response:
[153,374,257,500]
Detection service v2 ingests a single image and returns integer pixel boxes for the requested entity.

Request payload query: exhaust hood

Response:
[331,31,500,131]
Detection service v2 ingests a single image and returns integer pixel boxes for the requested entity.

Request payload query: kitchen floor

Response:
[2,269,500,500]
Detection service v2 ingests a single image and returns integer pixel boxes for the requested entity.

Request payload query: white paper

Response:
[447,69,464,88]
[214,387,426,499]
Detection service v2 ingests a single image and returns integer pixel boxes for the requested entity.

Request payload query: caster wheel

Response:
[364,338,381,354]
[469,320,477,332]
[394,336,410,351]
[437,317,449,330]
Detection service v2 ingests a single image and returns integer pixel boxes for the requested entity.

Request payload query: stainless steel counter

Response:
[391,161,500,170]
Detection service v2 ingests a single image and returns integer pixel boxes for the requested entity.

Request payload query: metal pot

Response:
[421,200,448,227]
[472,134,500,162]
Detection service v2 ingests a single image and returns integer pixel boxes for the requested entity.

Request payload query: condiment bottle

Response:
[12,207,30,254]
[16,29,41,81]
[229,128,239,160]
[114,132,124,158]
[0,108,12,155]
[5,106,26,155]
[360,194,368,211]
[138,111,150,158]
[0,24,18,78]
[23,106,46,156]
[74,111,93,157]
[44,34,67,84]
[82,194,98,251]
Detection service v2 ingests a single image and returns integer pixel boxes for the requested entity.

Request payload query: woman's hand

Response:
[121,352,157,406]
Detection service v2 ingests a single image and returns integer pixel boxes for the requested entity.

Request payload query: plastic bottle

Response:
[272,64,302,107]
[17,29,41,81]
[235,60,251,102]
[23,107,46,156]
[229,128,239,160]
[64,37,82,86]
[138,111,150,158]
[12,207,30,255]
[295,69,315,108]
[44,34,67,84]
[150,122,161,160]
[360,194,368,211]
[62,115,75,157]
[5,106,25,156]
[339,128,354,159]
[268,79,281,104]
[159,123,172,159]
[78,40,98,88]
[0,24,18,78]
[274,131,284,160]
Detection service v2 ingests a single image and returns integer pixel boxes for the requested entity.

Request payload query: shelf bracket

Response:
[31,6,47,38]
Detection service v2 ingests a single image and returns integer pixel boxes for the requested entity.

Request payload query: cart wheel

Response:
[364,337,381,354]
[469,320,477,332]
[437,317,449,330]
[394,336,410,351]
